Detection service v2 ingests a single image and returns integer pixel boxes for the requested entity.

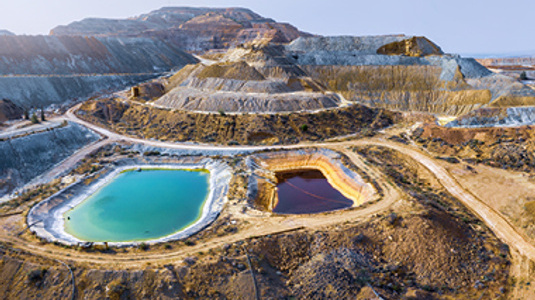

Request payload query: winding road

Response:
[2,104,535,267]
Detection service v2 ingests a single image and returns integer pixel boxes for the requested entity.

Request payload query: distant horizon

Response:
[1,0,534,56]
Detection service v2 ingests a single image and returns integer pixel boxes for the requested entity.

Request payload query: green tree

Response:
[520,71,528,80]
[40,108,46,122]
[30,113,39,124]
[24,110,29,120]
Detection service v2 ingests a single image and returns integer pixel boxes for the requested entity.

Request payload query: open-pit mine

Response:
[1,6,535,300]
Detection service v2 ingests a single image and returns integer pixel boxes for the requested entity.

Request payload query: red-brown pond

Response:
[274,169,353,214]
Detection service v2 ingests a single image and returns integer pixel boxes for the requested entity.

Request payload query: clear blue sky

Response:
[0,0,533,55]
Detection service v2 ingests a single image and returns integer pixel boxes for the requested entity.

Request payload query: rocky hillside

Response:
[78,97,397,145]
[413,124,535,173]
[0,122,99,196]
[152,59,341,113]
[287,35,443,56]
[131,34,535,116]
[0,36,195,75]
[50,7,311,52]
[285,36,535,116]
[0,35,197,108]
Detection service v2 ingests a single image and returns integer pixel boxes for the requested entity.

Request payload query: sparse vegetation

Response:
[30,113,39,124]
[27,268,47,283]
[139,243,149,251]
[78,98,397,145]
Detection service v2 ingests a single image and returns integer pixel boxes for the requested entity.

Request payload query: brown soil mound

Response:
[78,98,398,145]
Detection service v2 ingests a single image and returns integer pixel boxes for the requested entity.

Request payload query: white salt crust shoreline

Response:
[27,160,232,247]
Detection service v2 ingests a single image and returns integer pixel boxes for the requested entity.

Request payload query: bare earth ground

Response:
[1,109,535,298]
[438,159,535,299]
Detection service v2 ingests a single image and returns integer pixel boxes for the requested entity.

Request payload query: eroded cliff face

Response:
[0,74,155,108]
[302,65,492,116]
[0,35,197,108]
[0,36,196,75]
[0,122,99,196]
[286,36,535,116]
[250,149,375,211]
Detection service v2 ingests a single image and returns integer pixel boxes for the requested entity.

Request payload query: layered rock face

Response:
[286,35,489,79]
[154,60,341,113]
[50,7,311,52]
[0,35,197,108]
[1,7,310,108]
[0,74,155,108]
[0,36,196,75]
[285,36,535,116]
[0,122,99,196]
[145,34,535,116]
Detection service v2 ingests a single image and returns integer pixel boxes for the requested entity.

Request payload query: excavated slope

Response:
[286,36,535,116]
[0,36,196,75]
[0,122,99,196]
[0,35,197,108]
[0,74,154,108]
[154,62,341,113]
[302,65,491,116]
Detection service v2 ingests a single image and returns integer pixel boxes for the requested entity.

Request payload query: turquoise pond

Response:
[64,169,210,242]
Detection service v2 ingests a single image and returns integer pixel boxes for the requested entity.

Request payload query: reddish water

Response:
[274,170,353,214]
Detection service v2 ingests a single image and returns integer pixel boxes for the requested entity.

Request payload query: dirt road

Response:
[3,107,535,269]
